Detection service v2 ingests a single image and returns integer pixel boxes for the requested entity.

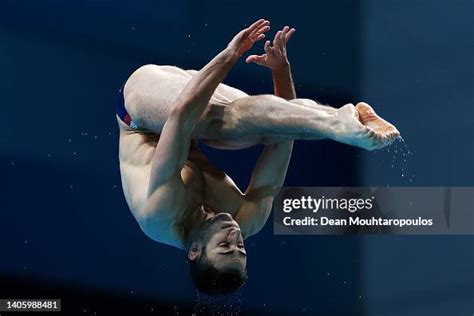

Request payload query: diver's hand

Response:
[227,19,270,57]
[245,25,295,71]
[331,103,400,151]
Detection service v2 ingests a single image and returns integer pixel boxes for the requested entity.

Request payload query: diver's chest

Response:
[181,160,205,193]
[180,160,206,198]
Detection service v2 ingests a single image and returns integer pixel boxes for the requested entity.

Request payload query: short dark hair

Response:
[189,248,247,295]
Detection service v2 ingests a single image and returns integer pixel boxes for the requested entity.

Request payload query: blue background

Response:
[1,0,473,315]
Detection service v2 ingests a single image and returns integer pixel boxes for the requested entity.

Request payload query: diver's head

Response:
[187,213,247,295]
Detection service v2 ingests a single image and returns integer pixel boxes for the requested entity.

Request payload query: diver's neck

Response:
[181,205,213,249]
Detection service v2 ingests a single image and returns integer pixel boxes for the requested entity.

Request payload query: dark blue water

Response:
[1,1,473,315]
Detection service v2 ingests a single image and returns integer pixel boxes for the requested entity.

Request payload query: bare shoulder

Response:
[139,165,190,249]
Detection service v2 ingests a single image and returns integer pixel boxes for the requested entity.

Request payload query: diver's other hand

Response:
[227,19,270,56]
[245,25,296,71]
[331,103,398,151]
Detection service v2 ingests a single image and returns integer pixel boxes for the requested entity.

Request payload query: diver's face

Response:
[203,213,247,272]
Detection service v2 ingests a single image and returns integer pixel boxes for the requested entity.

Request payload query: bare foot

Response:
[356,102,400,143]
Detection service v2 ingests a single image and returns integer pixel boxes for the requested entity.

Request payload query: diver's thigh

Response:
[213,82,249,103]
[123,65,248,136]
[123,65,191,134]
[186,68,249,102]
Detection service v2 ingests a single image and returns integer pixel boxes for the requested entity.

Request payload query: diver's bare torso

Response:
[117,21,400,252]
[118,120,238,249]
[117,66,245,248]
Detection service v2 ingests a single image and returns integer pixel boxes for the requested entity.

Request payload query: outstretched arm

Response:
[150,19,270,186]
[236,26,297,238]
[247,26,296,99]
[139,20,270,240]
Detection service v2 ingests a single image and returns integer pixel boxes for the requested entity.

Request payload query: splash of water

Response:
[194,290,242,316]
[382,137,415,185]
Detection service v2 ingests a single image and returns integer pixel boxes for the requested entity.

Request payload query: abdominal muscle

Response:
[117,118,156,217]
[117,117,208,228]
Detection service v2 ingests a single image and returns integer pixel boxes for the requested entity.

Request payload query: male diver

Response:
[116,19,399,294]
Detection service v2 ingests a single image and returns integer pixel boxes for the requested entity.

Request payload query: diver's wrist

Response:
[272,61,291,73]
[223,47,242,62]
